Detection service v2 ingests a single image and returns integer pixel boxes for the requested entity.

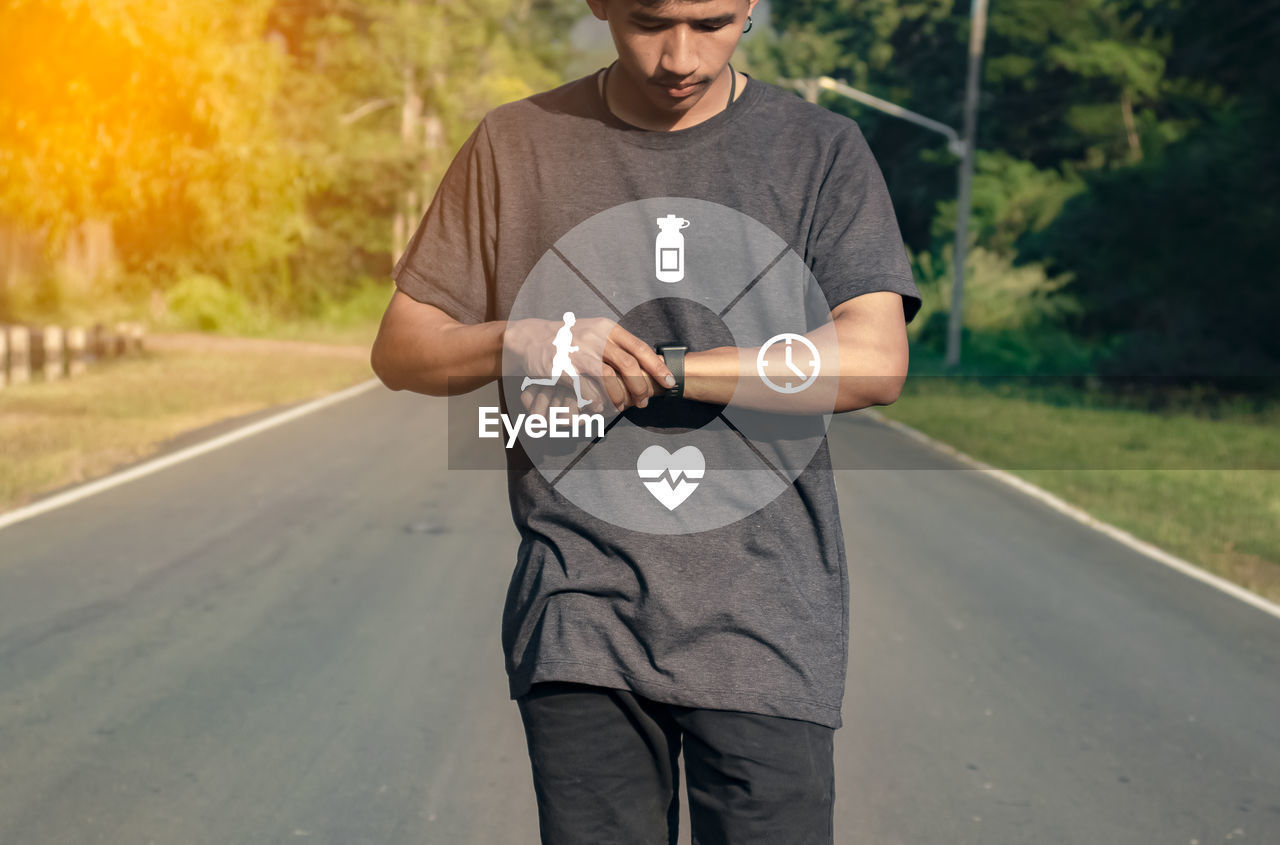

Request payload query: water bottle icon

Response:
[655,214,690,283]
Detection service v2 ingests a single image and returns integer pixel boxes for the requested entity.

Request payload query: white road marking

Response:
[0,378,382,533]
[860,408,1280,622]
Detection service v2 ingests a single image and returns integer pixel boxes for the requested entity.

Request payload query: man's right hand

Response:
[504,317,674,413]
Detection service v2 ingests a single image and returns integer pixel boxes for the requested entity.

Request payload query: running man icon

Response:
[520,311,593,408]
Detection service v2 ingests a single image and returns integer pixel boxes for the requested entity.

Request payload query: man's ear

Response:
[585,0,608,23]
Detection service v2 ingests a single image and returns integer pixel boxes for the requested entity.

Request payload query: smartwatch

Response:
[654,343,687,400]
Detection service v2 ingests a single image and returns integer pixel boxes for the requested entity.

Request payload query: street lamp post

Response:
[948,0,989,368]
[785,0,989,368]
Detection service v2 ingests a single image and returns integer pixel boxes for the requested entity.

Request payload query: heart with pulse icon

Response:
[636,445,705,511]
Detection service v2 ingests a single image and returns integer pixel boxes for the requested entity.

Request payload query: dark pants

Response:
[516,681,835,845]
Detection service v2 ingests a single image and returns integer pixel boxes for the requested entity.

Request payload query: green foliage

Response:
[931,151,1083,253]
[312,277,396,331]
[0,0,308,301]
[1021,95,1280,389]
[909,246,1099,376]
[768,0,1183,246]
[163,274,263,334]
[160,272,392,341]
[0,0,581,326]
[5,0,1277,399]
[258,0,581,313]
[766,0,1279,394]
[741,23,854,82]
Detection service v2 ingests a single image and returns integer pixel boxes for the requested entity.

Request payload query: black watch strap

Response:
[655,344,687,399]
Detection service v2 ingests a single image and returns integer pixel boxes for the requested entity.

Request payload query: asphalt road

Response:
[1,384,1277,844]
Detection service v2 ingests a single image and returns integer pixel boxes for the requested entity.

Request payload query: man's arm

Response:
[370,289,675,404]
[678,291,910,413]
[370,290,506,395]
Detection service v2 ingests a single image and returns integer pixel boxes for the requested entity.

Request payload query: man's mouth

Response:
[656,79,704,99]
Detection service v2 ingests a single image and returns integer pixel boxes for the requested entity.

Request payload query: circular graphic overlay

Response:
[501,197,838,534]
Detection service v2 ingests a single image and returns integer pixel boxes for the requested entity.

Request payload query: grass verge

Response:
[879,373,1280,604]
[0,333,375,513]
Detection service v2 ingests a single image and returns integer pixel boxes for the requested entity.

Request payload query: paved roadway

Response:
[1,383,1277,844]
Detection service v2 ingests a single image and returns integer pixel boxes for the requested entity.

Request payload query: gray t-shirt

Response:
[393,70,921,728]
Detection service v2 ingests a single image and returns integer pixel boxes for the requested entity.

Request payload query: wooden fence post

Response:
[113,322,129,357]
[29,326,43,376]
[43,326,64,380]
[0,321,143,385]
[66,326,87,376]
[8,325,30,385]
[89,322,110,360]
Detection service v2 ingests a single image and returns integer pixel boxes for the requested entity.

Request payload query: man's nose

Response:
[658,26,698,79]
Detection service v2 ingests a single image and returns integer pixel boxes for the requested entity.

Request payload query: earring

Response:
[743,15,752,33]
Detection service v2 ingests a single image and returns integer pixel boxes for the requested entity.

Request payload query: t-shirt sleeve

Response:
[391,118,497,324]
[807,123,923,324]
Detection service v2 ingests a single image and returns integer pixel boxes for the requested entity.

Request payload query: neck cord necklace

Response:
[600,62,737,122]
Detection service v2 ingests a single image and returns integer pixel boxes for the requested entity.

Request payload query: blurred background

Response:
[0,0,1276,589]
[2,0,1277,383]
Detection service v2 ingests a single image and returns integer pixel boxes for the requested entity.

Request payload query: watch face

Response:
[501,196,838,535]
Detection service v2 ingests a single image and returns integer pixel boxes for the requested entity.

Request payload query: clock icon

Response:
[757,332,821,394]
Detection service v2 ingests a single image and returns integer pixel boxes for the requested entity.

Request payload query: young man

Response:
[372,0,922,841]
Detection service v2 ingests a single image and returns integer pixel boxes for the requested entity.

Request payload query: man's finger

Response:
[532,390,551,420]
[604,347,653,408]
[599,363,626,409]
[609,326,675,388]
[580,364,621,411]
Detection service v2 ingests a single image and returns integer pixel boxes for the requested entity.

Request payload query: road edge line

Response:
[860,408,1280,623]
[0,378,383,534]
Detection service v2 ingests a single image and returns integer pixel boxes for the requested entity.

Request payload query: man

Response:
[372,0,922,841]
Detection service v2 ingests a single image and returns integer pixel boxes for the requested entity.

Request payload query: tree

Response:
[0,0,582,320]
